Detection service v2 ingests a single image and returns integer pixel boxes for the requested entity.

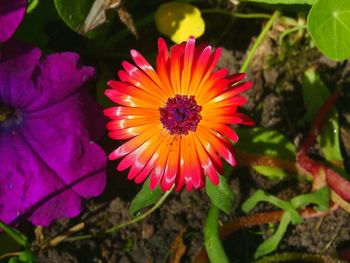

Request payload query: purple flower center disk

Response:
[159,94,202,135]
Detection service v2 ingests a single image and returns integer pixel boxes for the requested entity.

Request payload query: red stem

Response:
[297,89,350,201]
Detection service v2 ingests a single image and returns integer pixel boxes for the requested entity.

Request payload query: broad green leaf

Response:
[291,186,330,211]
[301,69,330,124]
[129,177,163,217]
[236,127,296,159]
[307,0,350,60]
[53,0,92,33]
[240,0,316,5]
[301,69,343,163]
[236,127,296,180]
[242,190,301,224]
[53,0,108,36]
[206,176,235,214]
[254,212,291,259]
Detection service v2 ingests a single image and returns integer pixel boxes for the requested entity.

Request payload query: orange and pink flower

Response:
[104,36,254,192]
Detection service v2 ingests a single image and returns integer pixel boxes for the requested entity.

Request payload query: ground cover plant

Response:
[1,0,350,262]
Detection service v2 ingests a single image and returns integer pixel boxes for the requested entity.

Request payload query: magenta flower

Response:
[0,42,106,226]
[0,0,27,42]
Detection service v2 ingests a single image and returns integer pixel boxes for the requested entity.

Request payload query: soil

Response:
[3,1,350,263]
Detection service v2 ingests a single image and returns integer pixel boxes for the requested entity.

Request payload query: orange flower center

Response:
[159,94,202,135]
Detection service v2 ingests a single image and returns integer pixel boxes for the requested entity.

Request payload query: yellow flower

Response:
[155,2,205,44]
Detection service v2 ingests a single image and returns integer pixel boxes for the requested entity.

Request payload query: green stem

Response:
[0,221,27,247]
[106,188,172,234]
[65,188,172,242]
[202,9,271,19]
[279,24,307,45]
[204,205,230,263]
[240,10,281,73]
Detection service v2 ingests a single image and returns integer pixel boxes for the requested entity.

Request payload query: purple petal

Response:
[26,52,96,112]
[0,0,27,42]
[0,42,107,226]
[0,41,41,109]
[23,92,106,198]
[0,131,82,226]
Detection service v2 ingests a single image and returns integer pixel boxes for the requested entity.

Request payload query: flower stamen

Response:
[159,94,202,135]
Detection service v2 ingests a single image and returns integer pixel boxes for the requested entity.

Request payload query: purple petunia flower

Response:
[0,0,27,42]
[0,41,106,226]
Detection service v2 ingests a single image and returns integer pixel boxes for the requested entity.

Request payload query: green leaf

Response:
[301,69,330,124]
[8,257,20,263]
[19,251,28,262]
[301,69,343,163]
[242,190,301,224]
[240,0,316,5]
[291,186,330,211]
[204,205,230,263]
[236,127,296,180]
[20,249,35,263]
[253,166,290,180]
[319,113,343,162]
[236,127,296,159]
[53,0,97,35]
[0,221,27,247]
[307,0,350,60]
[27,0,39,13]
[206,176,235,214]
[129,177,163,217]
[254,212,291,259]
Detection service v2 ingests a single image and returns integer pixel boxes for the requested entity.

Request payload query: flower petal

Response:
[26,52,95,112]
[109,125,162,160]
[149,135,173,189]
[180,36,195,94]
[24,94,106,198]
[128,133,165,180]
[192,134,219,185]
[188,45,212,95]
[0,131,82,226]
[0,0,26,42]
[197,126,236,166]
[200,121,239,142]
[161,136,180,191]
[0,42,41,109]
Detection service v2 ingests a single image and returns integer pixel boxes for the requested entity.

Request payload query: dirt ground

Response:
[4,1,350,262]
